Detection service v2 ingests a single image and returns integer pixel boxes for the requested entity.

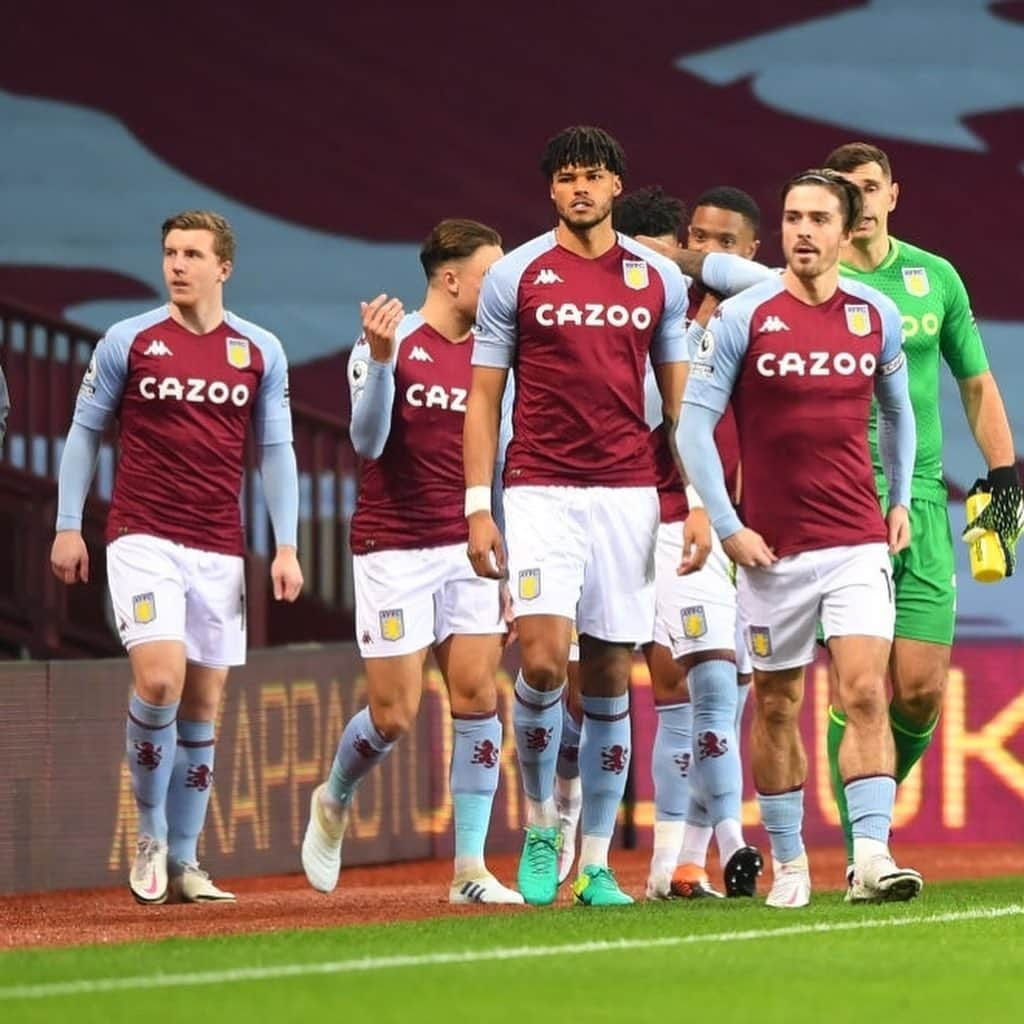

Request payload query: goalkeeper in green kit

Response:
[821,142,1022,899]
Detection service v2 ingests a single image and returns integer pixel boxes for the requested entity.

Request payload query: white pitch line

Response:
[2,903,1021,1001]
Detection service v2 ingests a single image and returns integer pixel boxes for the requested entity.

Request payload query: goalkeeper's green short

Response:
[815,498,956,648]
[890,498,956,646]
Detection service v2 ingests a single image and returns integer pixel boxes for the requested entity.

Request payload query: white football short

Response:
[353,542,505,658]
[738,543,895,671]
[106,533,247,668]
[503,485,658,644]
[653,520,751,674]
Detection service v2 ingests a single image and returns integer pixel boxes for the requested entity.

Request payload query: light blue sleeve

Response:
[701,253,779,296]
[0,365,8,445]
[873,295,915,509]
[492,373,515,535]
[347,337,395,459]
[251,329,293,446]
[55,422,102,530]
[472,261,521,369]
[677,297,754,539]
[71,326,134,431]
[677,403,743,539]
[650,262,690,365]
[682,296,752,414]
[258,441,299,548]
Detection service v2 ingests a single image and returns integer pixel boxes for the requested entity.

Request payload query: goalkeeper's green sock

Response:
[890,703,938,784]
[826,705,854,868]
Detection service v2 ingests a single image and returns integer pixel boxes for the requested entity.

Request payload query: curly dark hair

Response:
[540,125,626,180]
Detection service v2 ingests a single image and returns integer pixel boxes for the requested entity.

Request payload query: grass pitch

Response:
[1,877,1021,1024]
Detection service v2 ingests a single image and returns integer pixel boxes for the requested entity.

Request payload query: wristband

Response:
[685,484,704,510]
[464,485,491,517]
[988,465,1020,492]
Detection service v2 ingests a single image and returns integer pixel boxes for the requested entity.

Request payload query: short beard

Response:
[557,205,610,234]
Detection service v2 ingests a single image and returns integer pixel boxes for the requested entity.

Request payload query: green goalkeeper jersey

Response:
[839,237,989,504]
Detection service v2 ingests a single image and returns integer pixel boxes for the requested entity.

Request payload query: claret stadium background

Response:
[1,0,1022,892]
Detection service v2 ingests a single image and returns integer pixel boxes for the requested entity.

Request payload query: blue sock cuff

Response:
[582,693,629,719]
[514,674,565,710]
[176,719,215,743]
[129,694,179,729]
[360,708,394,753]
[655,703,692,726]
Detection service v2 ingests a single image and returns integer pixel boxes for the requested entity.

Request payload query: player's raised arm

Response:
[348,295,404,459]
[872,295,916,555]
[51,330,130,584]
[252,331,303,602]
[635,240,776,296]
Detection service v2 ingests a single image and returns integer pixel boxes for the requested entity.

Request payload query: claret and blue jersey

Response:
[72,306,291,556]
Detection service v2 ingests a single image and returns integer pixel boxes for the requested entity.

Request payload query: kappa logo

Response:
[226,336,251,369]
[408,346,434,363]
[681,605,707,639]
[844,303,871,338]
[518,568,541,601]
[749,625,772,658]
[379,608,405,641]
[132,592,156,625]
[532,268,564,285]
[143,339,173,357]
[758,315,789,333]
[622,259,649,290]
[902,267,930,297]
[673,751,691,777]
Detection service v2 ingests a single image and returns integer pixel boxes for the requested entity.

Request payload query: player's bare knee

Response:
[840,673,888,723]
[132,673,181,707]
[449,678,497,716]
[892,684,943,728]
[520,657,568,691]
[369,703,414,742]
[754,687,801,729]
[177,691,220,721]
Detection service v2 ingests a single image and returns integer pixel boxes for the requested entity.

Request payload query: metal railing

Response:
[0,297,357,656]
